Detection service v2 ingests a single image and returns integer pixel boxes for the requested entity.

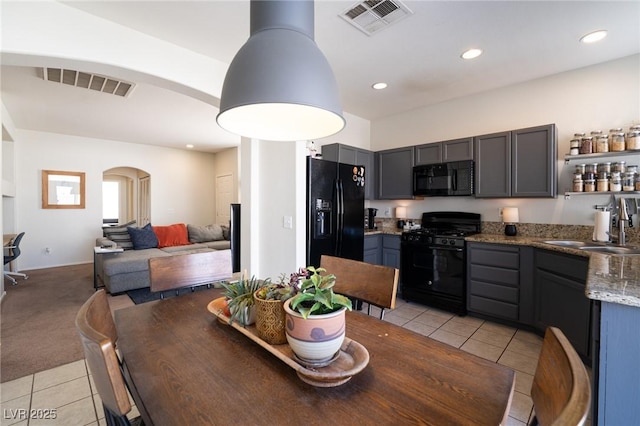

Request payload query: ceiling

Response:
[2,1,639,153]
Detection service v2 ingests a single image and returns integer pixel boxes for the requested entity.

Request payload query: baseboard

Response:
[0,290,7,304]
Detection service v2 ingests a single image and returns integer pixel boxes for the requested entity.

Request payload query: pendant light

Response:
[217,0,345,141]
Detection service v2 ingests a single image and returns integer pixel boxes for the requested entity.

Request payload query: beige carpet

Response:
[1,264,96,383]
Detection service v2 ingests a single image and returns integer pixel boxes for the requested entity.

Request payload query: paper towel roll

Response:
[593,211,610,242]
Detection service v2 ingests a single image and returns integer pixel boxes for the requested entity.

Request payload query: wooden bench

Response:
[149,250,232,297]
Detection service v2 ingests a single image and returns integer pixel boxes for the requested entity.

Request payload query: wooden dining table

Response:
[115,288,515,425]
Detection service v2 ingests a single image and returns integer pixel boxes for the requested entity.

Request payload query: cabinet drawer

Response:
[469,280,519,303]
[382,235,401,250]
[536,249,588,282]
[469,265,519,287]
[470,248,519,269]
[469,295,518,320]
[364,235,380,250]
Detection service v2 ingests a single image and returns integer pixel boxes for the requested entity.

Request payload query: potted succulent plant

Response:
[221,275,266,326]
[253,272,301,345]
[283,266,352,367]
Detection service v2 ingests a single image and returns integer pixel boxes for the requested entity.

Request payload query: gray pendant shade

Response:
[217,0,345,141]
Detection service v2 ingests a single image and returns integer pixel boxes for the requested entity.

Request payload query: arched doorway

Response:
[102,167,151,226]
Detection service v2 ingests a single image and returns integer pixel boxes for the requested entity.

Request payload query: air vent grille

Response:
[341,0,412,36]
[42,68,134,97]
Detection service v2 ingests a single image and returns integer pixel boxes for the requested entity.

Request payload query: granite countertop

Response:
[466,234,640,308]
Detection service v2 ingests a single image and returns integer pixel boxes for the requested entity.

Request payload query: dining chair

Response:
[75,289,142,426]
[149,249,232,298]
[319,255,399,320]
[3,232,28,285]
[530,326,591,426]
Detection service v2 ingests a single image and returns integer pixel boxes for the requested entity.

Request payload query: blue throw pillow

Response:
[127,223,158,250]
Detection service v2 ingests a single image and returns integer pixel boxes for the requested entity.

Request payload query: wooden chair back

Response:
[75,290,131,417]
[320,255,399,318]
[149,250,232,293]
[530,327,591,426]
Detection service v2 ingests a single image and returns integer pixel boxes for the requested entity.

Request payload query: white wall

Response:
[14,130,217,270]
[370,55,640,226]
[315,112,371,151]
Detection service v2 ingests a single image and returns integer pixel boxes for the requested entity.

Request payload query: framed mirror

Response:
[42,170,86,209]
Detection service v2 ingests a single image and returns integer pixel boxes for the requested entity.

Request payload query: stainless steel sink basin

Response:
[579,246,640,255]
[542,240,592,248]
[542,240,640,255]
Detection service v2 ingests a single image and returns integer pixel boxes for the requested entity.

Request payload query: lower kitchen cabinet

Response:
[466,243,534,323]
[596,301,640,425]
[381,235,401,269]
[534,249,592,362]
[364,234,381,264]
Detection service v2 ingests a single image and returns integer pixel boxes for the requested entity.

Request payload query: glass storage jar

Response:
[610,131,626,151]
[627,130,640,150]
[612,161,626,173]
[579,137,593,154]
[569,139,581,155]
[573,179,584,192]
[597,178,609,192]
[575,164,586,175]
[595,135,609,153]
[597,162,611,175]
[610,172,622,192]
[636,175,640,191]
[627,165,638,174]
[584,179,596,192]
[623,172,636,191]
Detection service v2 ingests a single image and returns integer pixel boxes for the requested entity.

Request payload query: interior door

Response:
[216,173,233,225]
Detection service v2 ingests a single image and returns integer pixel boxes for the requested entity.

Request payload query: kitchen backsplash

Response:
[374,218,639,244]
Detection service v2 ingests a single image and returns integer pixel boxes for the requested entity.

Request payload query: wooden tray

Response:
[207,297,369,387]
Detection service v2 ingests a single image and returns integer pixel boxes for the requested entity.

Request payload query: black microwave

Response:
[413,160,474,197]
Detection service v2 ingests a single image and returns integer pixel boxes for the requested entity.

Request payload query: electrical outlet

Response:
[384,207,391,217]
[283,215,293,229]
[44,247,52,255]
[498,207,503,219]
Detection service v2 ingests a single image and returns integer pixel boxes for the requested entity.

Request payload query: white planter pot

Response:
[283,299,346,367]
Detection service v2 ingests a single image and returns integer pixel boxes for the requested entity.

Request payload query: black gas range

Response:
[401,212,481,315]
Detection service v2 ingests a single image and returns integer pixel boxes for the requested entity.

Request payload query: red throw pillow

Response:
[153,223,190,248]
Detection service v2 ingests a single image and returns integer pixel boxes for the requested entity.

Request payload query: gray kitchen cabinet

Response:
[376,147,414,199]
[467,242,533,323]
[321,143,375,200]
[475,124,556,198]
[534,248,591,362]
[596,301,640,425]
[415,137,474,165]
[363,234,382,265]
[381,234,401,269]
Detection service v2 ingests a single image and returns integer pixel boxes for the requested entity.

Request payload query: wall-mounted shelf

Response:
[564,191,640,200]
[564,150,640,164]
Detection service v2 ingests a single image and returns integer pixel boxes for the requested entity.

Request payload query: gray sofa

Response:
[95,223,231,294]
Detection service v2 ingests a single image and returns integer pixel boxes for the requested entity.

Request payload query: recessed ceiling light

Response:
[580,30,607,44]
[372,82,388,90]
[186,144,194,149]
[461,48,483,60]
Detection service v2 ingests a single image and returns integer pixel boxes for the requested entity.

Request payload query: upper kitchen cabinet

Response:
[475,124,557,198]
[321,143,374,200]
[376,147,415,199]
[415,137,474,165]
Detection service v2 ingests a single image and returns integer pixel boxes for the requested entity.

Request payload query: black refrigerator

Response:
[306,157,365,266]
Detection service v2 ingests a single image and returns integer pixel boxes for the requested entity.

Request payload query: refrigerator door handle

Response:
[336,179,344,256]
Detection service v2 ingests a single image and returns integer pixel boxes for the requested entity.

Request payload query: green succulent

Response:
[221,275,269,324]
[288,266,352,319]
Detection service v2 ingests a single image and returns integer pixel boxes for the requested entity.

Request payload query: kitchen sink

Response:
[542,240,640,255]
[579,246,640,255]
[542,240,593,248]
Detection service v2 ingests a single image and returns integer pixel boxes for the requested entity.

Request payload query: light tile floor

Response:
[1,295,591,425]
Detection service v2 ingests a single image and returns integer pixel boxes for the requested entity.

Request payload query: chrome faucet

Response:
[618,198,629,246]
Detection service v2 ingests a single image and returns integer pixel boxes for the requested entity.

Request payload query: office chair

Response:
[4,232,28,285]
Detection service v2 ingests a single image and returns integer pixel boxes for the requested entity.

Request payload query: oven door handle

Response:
[431,246,463,252]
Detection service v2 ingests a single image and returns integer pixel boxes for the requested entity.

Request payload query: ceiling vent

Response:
[42,68,135,97]
[340,0,413,36]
